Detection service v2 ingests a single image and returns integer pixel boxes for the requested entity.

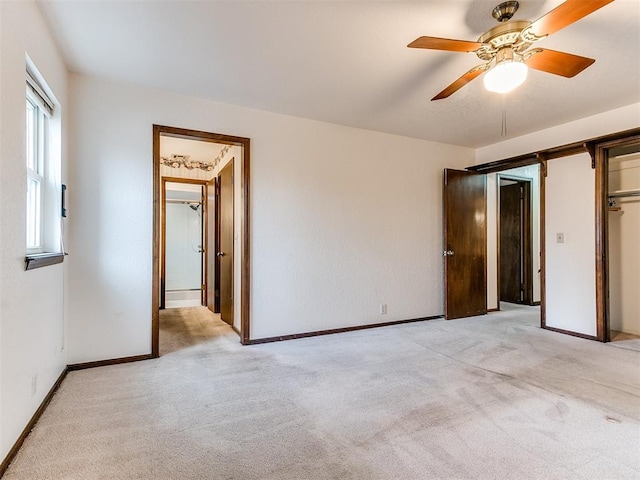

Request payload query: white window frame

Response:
[25,66,58,260]
[26,92,49,253]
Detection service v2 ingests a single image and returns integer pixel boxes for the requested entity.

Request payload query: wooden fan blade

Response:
[525,48,595,77]
[408,36,484,53]
[432,65,488,101]
[528,0,614,38]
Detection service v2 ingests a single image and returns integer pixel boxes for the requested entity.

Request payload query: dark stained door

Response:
[499,180,532,305]
[500,183,523,303]
[443,169,487,319]
[199,185,207,306]
[207,178,217,313]
[218,160,234,326]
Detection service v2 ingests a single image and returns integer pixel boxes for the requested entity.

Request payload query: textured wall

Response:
[545,154,596,336]
[0,0,68,463]
[67,74,474,359]
[475,103,640,165]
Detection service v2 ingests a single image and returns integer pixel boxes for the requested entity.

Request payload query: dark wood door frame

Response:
[497,175,533,307]
[161,177,208,310]
[595,134,640,342]
[153,125,251,356]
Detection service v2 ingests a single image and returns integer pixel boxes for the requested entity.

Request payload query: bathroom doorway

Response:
[152,125,251,356]
[162,179,207,309]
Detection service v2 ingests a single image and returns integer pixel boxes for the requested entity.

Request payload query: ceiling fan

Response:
[408,0,614,100]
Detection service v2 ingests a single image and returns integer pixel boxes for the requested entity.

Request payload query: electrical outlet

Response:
[556,233,564,243]
[380,304,388,315]
[31,374,38,397]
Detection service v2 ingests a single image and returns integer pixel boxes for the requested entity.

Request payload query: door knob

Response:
[443,250,454,257]
[217,252,225,257]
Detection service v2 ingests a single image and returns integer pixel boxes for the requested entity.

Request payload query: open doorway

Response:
[607,144,640,347]
[152,125,251,356]
[596,138,640,349]
[489,164,542,317]
[162,179,207,309]
[498,175,532,305]
[443,165,542,323]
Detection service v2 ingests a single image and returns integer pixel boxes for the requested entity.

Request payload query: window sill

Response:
[25,252,65,271]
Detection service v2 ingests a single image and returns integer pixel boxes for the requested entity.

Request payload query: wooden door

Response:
[218,160,234,326]
[499,179,532,305]
[207,178,217,313]
[443,169,487,319]
[500,183,523,303]
[199,185,207,306]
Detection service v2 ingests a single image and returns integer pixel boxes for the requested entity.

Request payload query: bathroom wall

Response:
[165,185,202,293]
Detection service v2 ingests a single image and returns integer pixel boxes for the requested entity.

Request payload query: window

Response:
[25,67,63,269]
[26,94,47,252]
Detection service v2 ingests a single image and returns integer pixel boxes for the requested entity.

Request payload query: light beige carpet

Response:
[4,305,640,479]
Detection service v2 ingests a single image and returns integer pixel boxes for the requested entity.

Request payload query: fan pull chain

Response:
[501,94,508,137]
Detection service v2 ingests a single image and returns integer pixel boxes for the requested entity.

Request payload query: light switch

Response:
[556,233,564,243]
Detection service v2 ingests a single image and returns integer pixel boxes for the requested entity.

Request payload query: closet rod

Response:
[608,189,640,199]
[165,199,201,205]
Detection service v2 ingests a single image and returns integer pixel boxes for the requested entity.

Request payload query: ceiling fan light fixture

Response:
[483,48,528,94]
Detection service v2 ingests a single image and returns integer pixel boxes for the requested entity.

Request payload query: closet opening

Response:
[596,138,640,347]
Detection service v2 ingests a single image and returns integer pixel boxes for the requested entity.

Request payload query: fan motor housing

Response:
[476,20,532,61]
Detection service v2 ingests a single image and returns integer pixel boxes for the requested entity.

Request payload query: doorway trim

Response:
[466,160,546,329]
[153,125,251,356]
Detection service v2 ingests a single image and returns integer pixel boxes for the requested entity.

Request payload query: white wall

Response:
[67,74,474,360]
[164,202,201,291]
[0,0,68,463]
[545,154,596,336]
[609,153,640,335]
[476,103,640,165]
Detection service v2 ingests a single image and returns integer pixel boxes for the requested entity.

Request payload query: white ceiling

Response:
[37,0,640,148]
